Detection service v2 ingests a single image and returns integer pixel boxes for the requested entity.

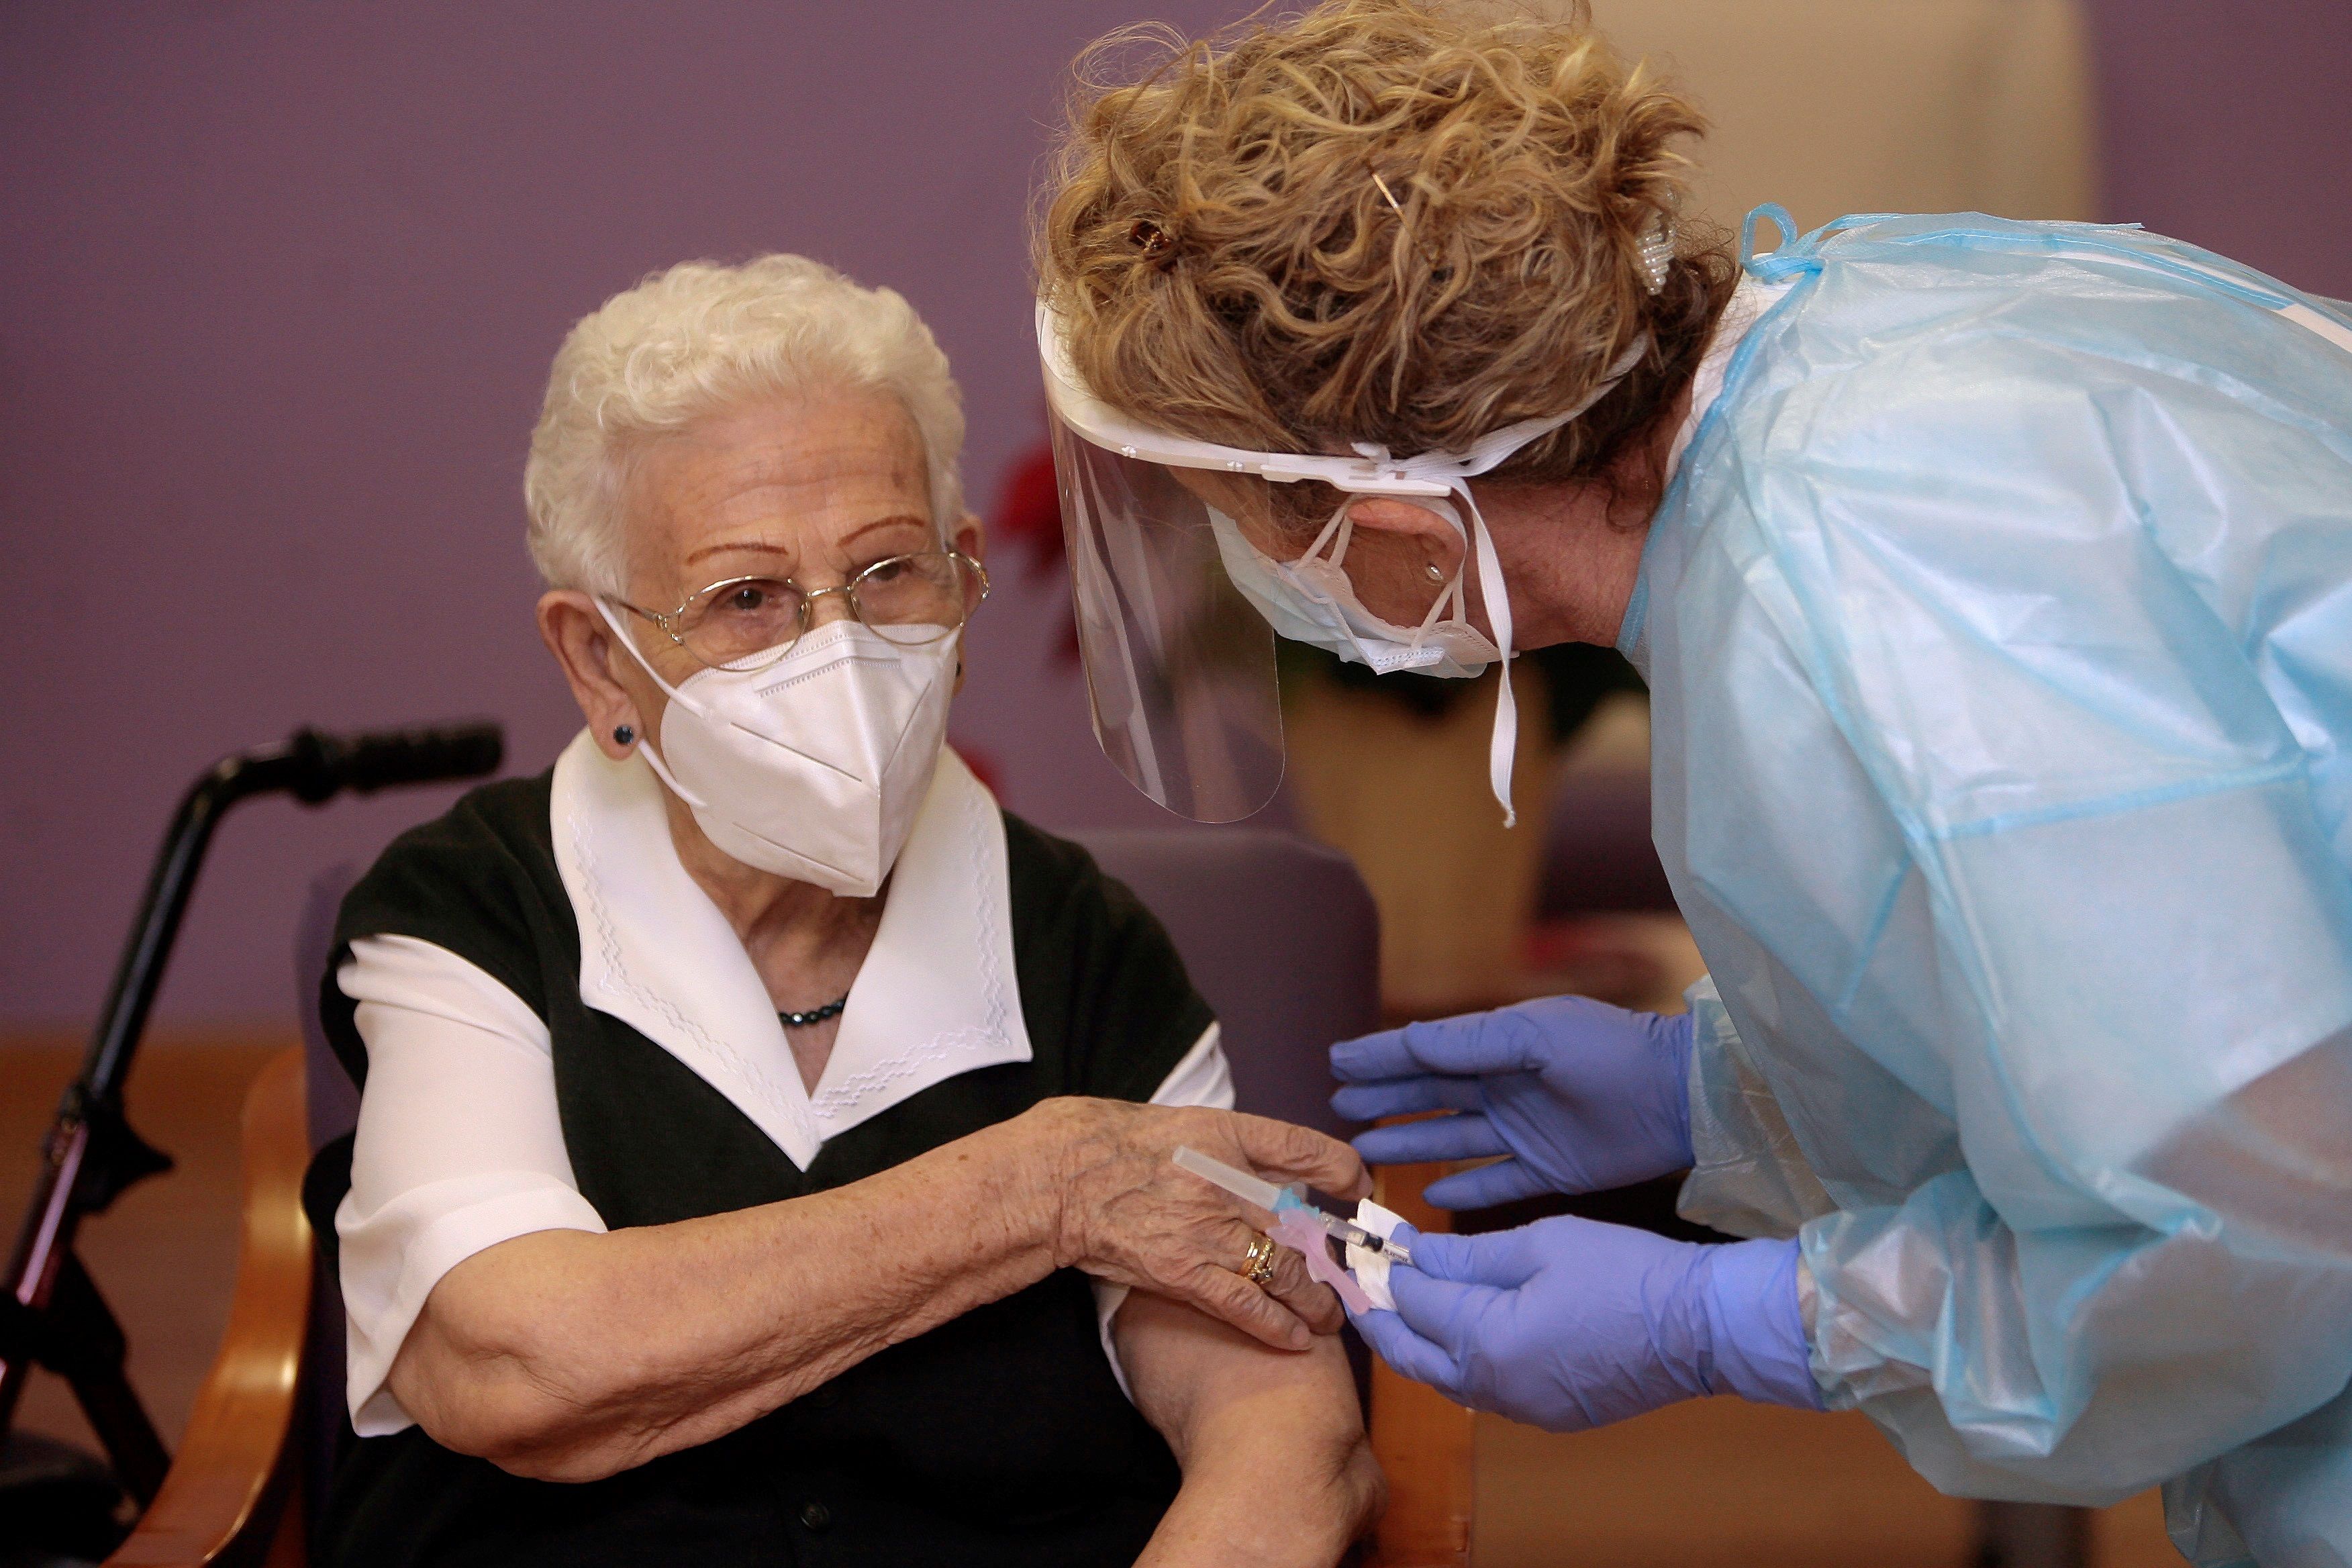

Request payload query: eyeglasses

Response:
[609,548,989,673]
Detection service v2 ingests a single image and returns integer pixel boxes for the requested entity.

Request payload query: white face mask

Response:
[1191,334,1650,828]
[598,604,957,897]
[1209,495,1501,679]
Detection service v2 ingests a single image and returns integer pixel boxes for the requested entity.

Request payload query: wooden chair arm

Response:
[1363,1159,1472,1568]
[109,1047,313,1567]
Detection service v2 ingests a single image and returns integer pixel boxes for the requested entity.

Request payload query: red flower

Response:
[989,434,1079,663]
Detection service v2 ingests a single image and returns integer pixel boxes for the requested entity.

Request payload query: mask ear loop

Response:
[1300,504,1353,565]
[1415,578,1465,642]
[597,599,700,709]
[1326,493,1477,655]
[1272,502,1359,612]
[1326,493,1467,648]
[1410,333,1652,827]
[1406,499,1473,647]
[1319,483,1508,801]
[1323,508,1357,571]
[1264,332,1649,827]
[594,599,716,810]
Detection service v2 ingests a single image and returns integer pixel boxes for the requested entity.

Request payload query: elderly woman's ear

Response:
[949,513,986,695]
[536,591,651,763]
[951,512,987,583]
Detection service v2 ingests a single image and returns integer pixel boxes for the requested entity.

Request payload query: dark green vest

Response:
[305,770,1208,1567]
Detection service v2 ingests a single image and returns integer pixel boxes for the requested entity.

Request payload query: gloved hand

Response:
[1352,1217,1820,1432]
[1329,996,1694,1209]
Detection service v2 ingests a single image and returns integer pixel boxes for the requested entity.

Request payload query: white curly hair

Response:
[524,254,967,594]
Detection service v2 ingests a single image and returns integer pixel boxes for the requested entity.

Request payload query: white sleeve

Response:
[1094,1022,1236,1400]
[335,934,607,1436]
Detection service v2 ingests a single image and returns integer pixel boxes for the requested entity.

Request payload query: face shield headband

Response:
[1038,297,1647,826]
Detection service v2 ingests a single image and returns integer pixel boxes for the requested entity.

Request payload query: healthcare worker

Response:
[1030,2,2352,1562]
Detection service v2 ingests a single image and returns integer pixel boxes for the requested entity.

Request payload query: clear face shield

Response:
[1038,299,1645,825]
[1045,412,1289,822]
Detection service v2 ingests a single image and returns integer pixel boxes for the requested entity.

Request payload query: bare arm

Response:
[386,1098,1363,1482]
[1118,1291,1383,1568]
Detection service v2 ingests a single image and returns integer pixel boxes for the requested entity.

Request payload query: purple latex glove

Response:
[1353,1216,1821,1432]
[1330,996,1694,1209]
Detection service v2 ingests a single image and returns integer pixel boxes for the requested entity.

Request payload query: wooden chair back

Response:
[106,1048,309,1567]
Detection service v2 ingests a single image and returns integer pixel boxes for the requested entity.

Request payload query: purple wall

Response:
[2080,0,2352,299]
[1,3,1228,1032]
[4,3,2349,1032]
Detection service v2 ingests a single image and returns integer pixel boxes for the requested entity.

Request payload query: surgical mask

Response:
[1183,338,1642,826]
[1209,497,1501,679]
[597,603,957,897]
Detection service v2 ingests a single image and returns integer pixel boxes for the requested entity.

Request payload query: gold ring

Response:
[1242,1233,1279,1288]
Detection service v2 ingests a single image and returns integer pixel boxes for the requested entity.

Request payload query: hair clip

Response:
[1128,218,1177,270]
[1637,218,1675,295]
[1372,170,1444,270]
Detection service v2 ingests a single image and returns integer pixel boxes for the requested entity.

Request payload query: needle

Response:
[1173,1146,1415,1267]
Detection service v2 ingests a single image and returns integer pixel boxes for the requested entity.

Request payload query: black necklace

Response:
[779,995,849,1028]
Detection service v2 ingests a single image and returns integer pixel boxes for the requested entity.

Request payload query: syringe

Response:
[1173,1146,1415,1268]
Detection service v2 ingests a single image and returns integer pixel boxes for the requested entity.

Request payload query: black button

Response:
[799,1500,832,1533]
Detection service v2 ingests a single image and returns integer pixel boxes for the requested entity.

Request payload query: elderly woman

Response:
[306,256,1381,1567]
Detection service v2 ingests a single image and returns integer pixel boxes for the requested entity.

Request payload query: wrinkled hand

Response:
[1330,996,1694,1208]
[1352,1217,1818,1432]
[1037,1098,1371,1351]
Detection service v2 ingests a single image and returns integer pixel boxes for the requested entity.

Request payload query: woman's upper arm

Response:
[338,934,605,1434]
[1112,1288,1362,1465]
[1088,1024,1236,1393]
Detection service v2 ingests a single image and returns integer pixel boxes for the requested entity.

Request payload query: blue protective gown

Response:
[1620,211,2352,1565]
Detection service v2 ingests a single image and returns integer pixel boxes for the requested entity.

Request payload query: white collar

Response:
[1664,274,1792,484]
[549,730,1032,1169]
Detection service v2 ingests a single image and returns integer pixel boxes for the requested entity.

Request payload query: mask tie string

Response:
[1394,332,1651,825]
[1455,483,1520,826]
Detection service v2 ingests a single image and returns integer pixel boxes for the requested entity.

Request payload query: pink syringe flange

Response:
[1267,1208,1375,1316]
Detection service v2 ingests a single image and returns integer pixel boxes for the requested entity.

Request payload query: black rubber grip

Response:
[286,723,504,802]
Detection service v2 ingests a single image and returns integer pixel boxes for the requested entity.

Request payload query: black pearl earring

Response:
[613,724,635,746]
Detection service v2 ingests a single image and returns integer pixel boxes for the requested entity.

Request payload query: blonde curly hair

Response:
[1036,0,1734,526]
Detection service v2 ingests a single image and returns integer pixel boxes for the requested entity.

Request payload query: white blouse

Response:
[336,734,1233,1435]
